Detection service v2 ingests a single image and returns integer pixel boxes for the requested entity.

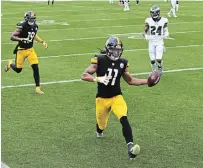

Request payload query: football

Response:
[147,71,160,87]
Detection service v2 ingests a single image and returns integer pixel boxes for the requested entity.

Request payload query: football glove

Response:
[42,41,48,49]
[94,74,111,85]
[21,38,29,43]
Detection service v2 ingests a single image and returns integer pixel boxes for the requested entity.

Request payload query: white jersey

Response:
[145,17,168,45]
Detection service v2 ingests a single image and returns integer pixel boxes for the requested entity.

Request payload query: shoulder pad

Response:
[145,18,150,24]
[164,17,169,23]
[91,56,98,64]
[16,21,26,29]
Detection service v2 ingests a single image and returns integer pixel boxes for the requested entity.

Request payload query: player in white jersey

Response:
[168,0,178,17]
[143,5,169,75]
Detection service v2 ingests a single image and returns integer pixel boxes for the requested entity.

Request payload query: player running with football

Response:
[5,11,48,94]
[143,5,169,76]
[81,37,160,159]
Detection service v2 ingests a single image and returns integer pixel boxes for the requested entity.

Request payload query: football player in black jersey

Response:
[5,11,48,94]
[82,37,152,160]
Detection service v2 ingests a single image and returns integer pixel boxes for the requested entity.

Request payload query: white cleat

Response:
[167,13,171,17]
[96,131,103,138]
[174,15,178,17]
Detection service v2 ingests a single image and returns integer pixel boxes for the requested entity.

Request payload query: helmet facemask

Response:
[107,46,123,61]
[105,37,123,61]
[24,11,36,26]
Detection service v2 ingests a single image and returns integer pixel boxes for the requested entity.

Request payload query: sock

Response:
[48,0,50,5]
[176,4,179,11]
[136,0,139,4]
[172,8,176,16]
[96,124,103,134]
[31,64,40,87]
[52,0,54,4]
[10,64,22,73]
[157,60,163,70]
[150,60,156,71]
[120,116,133,144]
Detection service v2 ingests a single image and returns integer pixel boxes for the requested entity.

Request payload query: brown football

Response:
[147,71,160,87]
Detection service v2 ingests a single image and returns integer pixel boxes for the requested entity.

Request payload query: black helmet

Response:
[150,5,160,20]
[105,37,123,61]
[24,11,36,25]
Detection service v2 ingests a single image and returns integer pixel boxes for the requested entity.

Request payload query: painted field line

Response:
[1,162,10,168]
[2,21,203,34]
[2,67,203,89]
[1,44,203,62]
[1,30,202,45]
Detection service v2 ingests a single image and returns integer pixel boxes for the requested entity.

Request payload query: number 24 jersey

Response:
[145,17,168,45]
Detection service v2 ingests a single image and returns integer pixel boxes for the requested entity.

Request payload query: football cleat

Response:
[5,60,13,72]
[96,131,103,138]
[128,143,140,160]
[35,87,44,94]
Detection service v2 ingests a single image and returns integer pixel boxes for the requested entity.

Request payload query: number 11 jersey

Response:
[91,55,128,98]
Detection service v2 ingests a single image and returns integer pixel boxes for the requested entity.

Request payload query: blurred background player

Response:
[136,0,139,5]
[143,5,169,76]
[109,0,114,3]
[4,11,48,94]
[119,0,124,6]
[168,0,178,17]
[176,1,179,11]
[81,37,159,159]
[48,0,54,5]
[124,0,130,11]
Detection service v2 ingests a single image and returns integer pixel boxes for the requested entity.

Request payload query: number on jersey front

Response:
[150,26,162,35]
[27,32,35,43]
[107,68,118,86]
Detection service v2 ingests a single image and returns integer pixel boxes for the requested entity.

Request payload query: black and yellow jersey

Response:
[91,54,128,98]
[16,21,38,49]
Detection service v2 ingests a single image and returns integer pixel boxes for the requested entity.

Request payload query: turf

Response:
[1,1,203,168]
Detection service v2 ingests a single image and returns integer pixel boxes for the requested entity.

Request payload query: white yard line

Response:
[1,30,202,45]
[1,44,203,62]
[2,21,203,35]
[2,67,203,89]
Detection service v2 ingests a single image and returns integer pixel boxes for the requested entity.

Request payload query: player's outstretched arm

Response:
[122,68,148,86]
[81,57,111,85]
[34,34,48,49]
[81,64,98,82]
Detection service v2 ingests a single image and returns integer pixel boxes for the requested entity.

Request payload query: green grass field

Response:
[1,1,203,168]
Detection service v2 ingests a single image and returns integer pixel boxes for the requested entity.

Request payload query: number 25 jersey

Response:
[91,55,128,98]
[145,17,168,45]
[16,21,38,49]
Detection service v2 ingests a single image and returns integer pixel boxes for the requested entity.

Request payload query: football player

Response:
[143,5,169,76]
[81,37,159,159]
[168,0,178,17]
[48,0,54,5]
[176,1,179,12]
[5,11,48,94]
[124,0,130,11]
